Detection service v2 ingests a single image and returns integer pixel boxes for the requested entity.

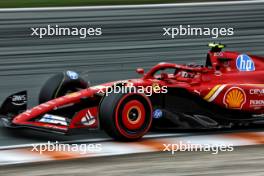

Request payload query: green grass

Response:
[0,0,206,8]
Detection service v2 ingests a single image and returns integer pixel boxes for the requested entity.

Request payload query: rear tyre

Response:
[39,71,88,104]
[99,92,152,141]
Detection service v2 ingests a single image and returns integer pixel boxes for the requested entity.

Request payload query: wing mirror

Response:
[160,72,169,80]
[136,68,145,75]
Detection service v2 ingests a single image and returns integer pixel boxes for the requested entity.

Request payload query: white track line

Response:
[0,0,264,12]
[0,133,182,150]
[0,131,264,166]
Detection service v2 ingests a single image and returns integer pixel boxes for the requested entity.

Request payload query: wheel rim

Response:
[128,107,140,122]
[122,100,146,130]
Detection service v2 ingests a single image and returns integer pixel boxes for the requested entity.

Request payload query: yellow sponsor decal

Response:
[204,85,221,101]
[152,83,161,93]
[66,92,81,98]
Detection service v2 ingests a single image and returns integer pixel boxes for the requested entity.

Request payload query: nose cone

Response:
[12,113,29,125]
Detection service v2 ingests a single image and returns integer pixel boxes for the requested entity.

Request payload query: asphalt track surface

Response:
[0,1,264,147]
[0,145,263,176]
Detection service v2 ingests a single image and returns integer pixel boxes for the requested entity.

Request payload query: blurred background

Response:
[0,0,235,8]
[0,1,263,106]
[0,1,263,175]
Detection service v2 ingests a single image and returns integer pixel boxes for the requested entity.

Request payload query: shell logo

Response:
[223,87,246,109]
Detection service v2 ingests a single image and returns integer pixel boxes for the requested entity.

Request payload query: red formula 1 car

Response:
[0,43,263,141]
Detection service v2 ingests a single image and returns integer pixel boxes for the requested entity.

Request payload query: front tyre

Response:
[99,92,152,141]
[39,71,88,104]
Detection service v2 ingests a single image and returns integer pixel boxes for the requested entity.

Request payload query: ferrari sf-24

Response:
[0,43,263,141]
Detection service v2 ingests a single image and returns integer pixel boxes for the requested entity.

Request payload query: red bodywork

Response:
[8,48,264,133]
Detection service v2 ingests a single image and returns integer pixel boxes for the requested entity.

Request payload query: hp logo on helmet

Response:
[236,54,255,71]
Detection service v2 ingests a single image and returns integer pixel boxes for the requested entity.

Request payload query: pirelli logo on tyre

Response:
[223,87,246,109]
